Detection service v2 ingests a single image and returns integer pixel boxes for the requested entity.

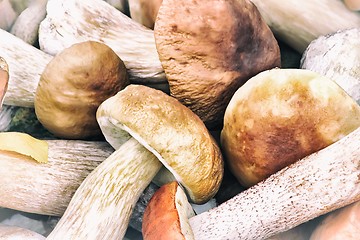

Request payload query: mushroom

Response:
[34,40,129,139]
[0,57,9,108]
[46,85,223,239]
[0,0,18,31]
[221,68,360,187]
[309,200,360,239]
[301,28,360,104]
[343,0,360,10]
[0,225,45,240]
[39,0,165,84]
[128,0,162,29]
[249,0,360,52]
[142,181,195,240]
[154,0,280,128]
[10,0,48,45]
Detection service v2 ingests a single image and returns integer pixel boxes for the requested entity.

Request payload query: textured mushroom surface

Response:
[221,68,360,187]
[35,41,129,139]
[155,0,280,128]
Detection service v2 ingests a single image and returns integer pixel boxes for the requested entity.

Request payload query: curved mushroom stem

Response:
[39,0,166,84]
[189,127,360,239]
[250,0,360,53]
[0,225,45,240]
[47,137,162,239]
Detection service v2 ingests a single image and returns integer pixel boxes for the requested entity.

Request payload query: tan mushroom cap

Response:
[154,0,280,129]
[142,181,195,240]
[129,0,162,29]
[343,0,360,10]
[96,85,223,204]
[0,56,9,107]
[221,68,360,187]
[35,41,129,139]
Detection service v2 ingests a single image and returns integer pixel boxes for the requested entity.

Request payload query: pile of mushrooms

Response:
[0,0,360,239]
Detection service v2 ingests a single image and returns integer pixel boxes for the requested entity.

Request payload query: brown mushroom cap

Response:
[142,181,195,240]
[0,56,9,107]
[34,41,129,139]
[221,68,360,187]
[154,0,280,129]
[96,84,223,204]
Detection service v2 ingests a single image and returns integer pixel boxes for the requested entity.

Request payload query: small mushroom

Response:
[250,0,360,52]
[128,0,162,29]
[154,0,280,128]
[309,200,360,239]
[0,57,9,108]
[47,85,223,239]
[0,225,45,240]
[343,0,360,10]
[142,181,195,240]
[301,28,360,104]
[221,68,360,187]
[34,41,129,139]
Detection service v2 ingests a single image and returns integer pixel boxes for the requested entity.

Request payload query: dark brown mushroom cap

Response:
[154,0,281,129]
[221,68,360,187]
[34,41,129,139]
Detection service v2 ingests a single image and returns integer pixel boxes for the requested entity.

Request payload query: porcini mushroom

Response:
[249,0,360,52]
[128,0,162,29]
[154,0,280,128]
[142,181,195,240]
[309,200,360,239]
[34,41,129,139]
[0,57,9,108]
[221,68,360,187]
[47,85,223,239]
[343,0,360,11]
[0,225,45,240]
[301,28,360,104]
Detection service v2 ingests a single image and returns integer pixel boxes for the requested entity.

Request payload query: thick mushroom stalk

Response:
[250,0,360,53]
[189,126,360,239]
[39,0,165,84]
[47,85,223,239]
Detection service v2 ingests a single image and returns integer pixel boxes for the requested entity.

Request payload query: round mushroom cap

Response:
[96,84,224,204]
[221,68,360,187]
[0,57,9,107]
[154,0,280,129]
[142,181,195,240]
[34,41,129,139]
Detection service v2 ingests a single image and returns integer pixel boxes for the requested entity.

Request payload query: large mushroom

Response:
[34,40,129,139]
[46,85,223,239]
[221,68,360,187]
[154,0,281,128]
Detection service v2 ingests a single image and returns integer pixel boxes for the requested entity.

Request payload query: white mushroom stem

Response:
[47,138,162,239]
[0,140,113,216]
[189,127,360,240]
[250,0,360,53]
[39,0,165,84]
[0,29,52,107]
[10,0,48,45]
[0,225,45,240]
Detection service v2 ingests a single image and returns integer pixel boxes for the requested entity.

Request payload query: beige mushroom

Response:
[0,225,45,240]
[47,85,223,239]
[0,57,9,108]
[128,0,162,29]
[154,0,280,128]
[301,28,360,104]
[250,0,360,52]
[221,68,360,187]
[34,41,129,139]
[343,0,360,10]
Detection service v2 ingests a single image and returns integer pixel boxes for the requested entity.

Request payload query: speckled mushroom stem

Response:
[250,0,360,53]
[47,138,162,240]
[39,0,166,84]
[189,127,360,240]
[0,140,113,216]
